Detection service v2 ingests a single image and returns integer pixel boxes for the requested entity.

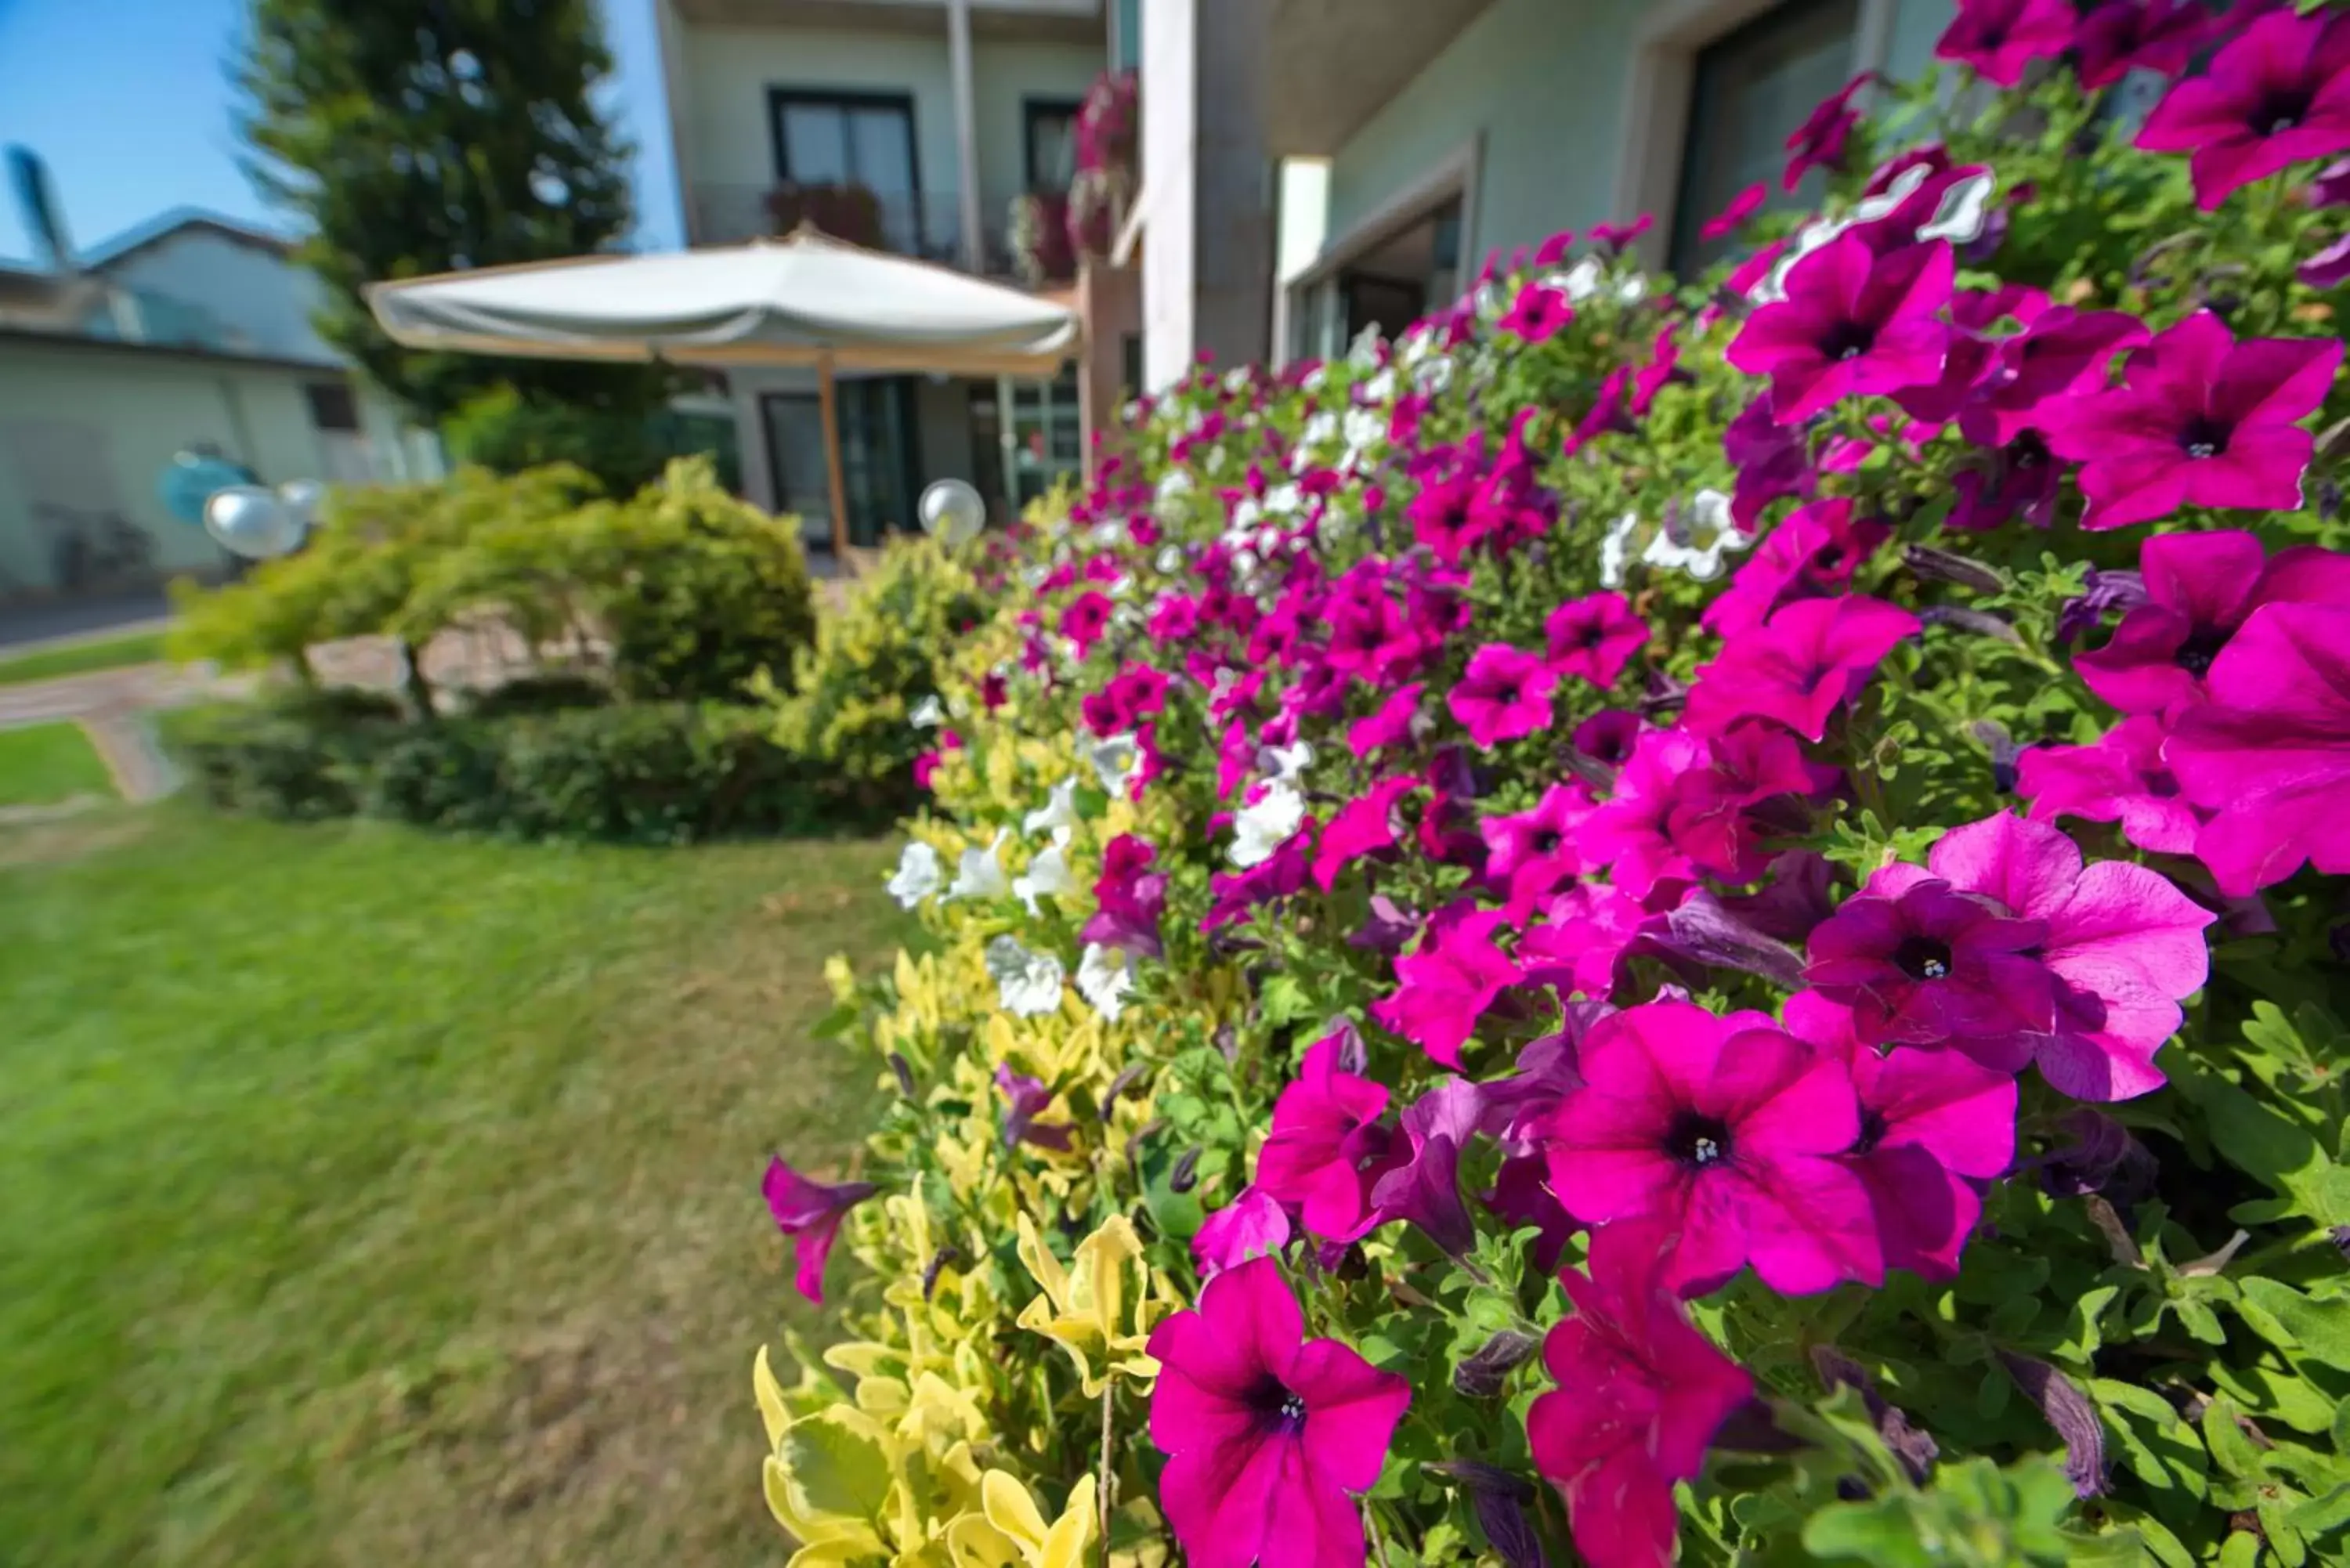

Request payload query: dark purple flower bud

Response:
[1429,743,1480,800]
[2301,233,2350,291]
[2332,1225,2350,1262]
[1426,1458,1535,1501]
[1169,1146,1202,1193]
[1101,1063,1146,1121]
[996,1064,1073,1151]
[1453,1331,1540,1397]
[2309,159,2350,210]
[1321,1014,1371,1074]
[1350,895,1423,955]
[1812,1346,1940,1484]
[2055,568,2147,649]
[2039,1108,2160,1220]
[1637,670,1690,716]
[1213,1024,1238,1063]
[1123,1118,1164,1183]
[1972,719,2026,794]
[1921,604,2025,645]
[1663,889,1807,987]
[1904,544,2007,594]
[1998,1351,2106,1498]
[921,1244,960,1300]
[1473,1490,1546,1568]
[1962,196,2012,264]
[889,1052,917,1098]
[2331,923,2350,966]
[2222,895,2278,940]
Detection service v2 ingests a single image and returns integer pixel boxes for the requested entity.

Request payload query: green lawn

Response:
[0,721,115,806]
[0,629,171,685]
[0,807,909,1568]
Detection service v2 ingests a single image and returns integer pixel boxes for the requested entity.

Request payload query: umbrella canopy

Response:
[363,229,1079,378]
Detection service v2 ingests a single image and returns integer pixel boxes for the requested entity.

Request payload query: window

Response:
[304,381,360,432]
[770,89,922,251]
[1025,98,1084,193]
[761,378,922,551]
[1667,0,1862,277]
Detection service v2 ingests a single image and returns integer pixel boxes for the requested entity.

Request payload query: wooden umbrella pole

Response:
[817,350,851,559]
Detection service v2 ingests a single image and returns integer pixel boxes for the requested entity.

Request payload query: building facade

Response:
[651,0,1134,548]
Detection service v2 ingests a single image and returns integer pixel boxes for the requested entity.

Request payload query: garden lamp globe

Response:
[203,485,306,561]
[277,478,327,529]
[920,479,987,546]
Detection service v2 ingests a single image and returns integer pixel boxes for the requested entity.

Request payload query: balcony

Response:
[669,0,1102,43]
[689,182,1043,277]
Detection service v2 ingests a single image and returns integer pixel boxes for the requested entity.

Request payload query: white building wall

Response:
[1138,0,1197,391]
[102,229,338,363]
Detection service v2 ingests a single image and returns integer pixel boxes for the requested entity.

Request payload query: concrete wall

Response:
[1139,0,1198,389]
[102,229,338,363]
[971,38,1108,200]
[678,25,963,193]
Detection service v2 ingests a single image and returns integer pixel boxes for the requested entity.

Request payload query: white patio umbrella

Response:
[363,228,1080,555]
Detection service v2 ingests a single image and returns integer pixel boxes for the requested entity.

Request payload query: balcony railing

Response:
[687,182,1029,276]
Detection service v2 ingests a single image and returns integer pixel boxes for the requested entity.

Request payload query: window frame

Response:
[1022,96,1087,194]
[766,86,924,197]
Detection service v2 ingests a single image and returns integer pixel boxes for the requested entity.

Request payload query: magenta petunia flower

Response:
[1312,773,1419,891]
[1684,594,1922,742]
[2136,8,2350,211]
[1484,1152,1579,1274]
[1803,877,2055,1050]
[2170,602,2350,895]
[2040,310,2341,530]
[1202,830,1311,933]
[1663,721,1831,883]
[1061,589,1115,655]
[1961,305,2149,450]
[1368,1075,1488,1255]
[1146,1257,1412,1568]
[1192,1185,1292,1279]
[1083,661,1172,737]
[1723,392,1817,528]
[1783,74,1870,190]
[1347,681,1426,758]
[2016,715,2202,856]
[1701,497,1888,638]
[1702,181,1769,242]
[1372,909,1521,1068]
[1950,427,2063,530]
[1518,883,1646,1001]
[1849,813,2216,1098]
[1448,643,1560,750]
[1086,833,1169,958]
[1783,991,2018,1281]
[996,1063,1074,1151]
[1500,281,1574,344]
[1545,591,1650,688]
[2073,530,2350,716]
[1727,234,1954,423]
[1253,1030,1394,1241]
[2074,0,2217,89]
[1542,1000,1879,1295]
[762,1155,879,1304]
[1526,1219,1754,1568]
[1574,727,1712,904]
[1936,0,2079,85]
[1481,782,1594,923]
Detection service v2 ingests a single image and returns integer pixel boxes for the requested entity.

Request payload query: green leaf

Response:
[2092,1378,2211,1514]
[2175,1061,2350,1225]
[2243,1279,2350,1375]
[2288,1483,2350,1537]
[1256,974,1314,1028]
[2204,1396,2268,1481]
[776,1408,894,1523]
[2054,1284,2120,1361]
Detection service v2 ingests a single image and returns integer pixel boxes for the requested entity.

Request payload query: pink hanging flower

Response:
[1961,305,2149,449]
[2015,716,2202,856]
[1146,1258,1411,1568]
[1783,992,2018,1281]
[1086,833,1169,957]
[2072,530,2350,717]
[2136,8,2350,211]
[1727,235,1954,422]
[1192,1186,1292,1279]
[1936,0,2079,85]
[1367,1076,1488,1255]
[1804,879,2057,1049]
[1684,594,1922,742]
[1083,661,1172,737]
[1542,1000,1879,1296]
[1061,590,1115,654]
[1347,682,1426,759]
[1783,74,1871,190]
[1372,909,1522,1068]
[1312,774,1420,891]
[1527,1219,1753,1568]
[1702,181,1770,242]
[2169,602,2350,895]
[1253,1030,1393,1241]
[1518,883,1647,1002]
[1574,728,1712,905]
[1500,281,1574,343]
[1545,591,1650,688]
[762,1155,878,1304]
[2039,311,2341,531]
[1701,497,1889,639]
[1481,782,1594,923]
[1448,643,1560,749]
[2075,0,2219,89]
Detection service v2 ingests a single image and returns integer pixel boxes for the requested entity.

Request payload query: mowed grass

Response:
[0,629,170,685]
[0,807,910,1568]
[0,720,115,806]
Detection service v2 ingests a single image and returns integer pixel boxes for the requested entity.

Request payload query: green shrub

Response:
[457,672,612,718]
[164,699,381,821]
[765,532,984,789]
[443,383,673,497]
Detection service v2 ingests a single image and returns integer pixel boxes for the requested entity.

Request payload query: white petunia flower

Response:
[1077,941,1136,1021]
[1021,563,1052,589]
[1917,169,1996,246]
[1617,273,1650,304]
[885,840,943,909]
[1224,367,1252,393]
[1348,325,1385,367]
[909,694,945,729]
[1642,489,1754,582]
[1087,732,1144,796]
[1361,367,1397,405]
[1259,739,1314,784]
[1023,779,1080,837]
[1087,518,1130,550]
[1264,482,1303,517]
[948,829,1011,901]
[1231,780,1307,869]
[1154,544,1185,574]
[1014,834,1076,914]
[1600,511,1642,590]
[985,935,1065,1018]
[1554,256,1604,302]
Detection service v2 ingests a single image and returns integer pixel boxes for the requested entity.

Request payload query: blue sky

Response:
[0,0,682,263]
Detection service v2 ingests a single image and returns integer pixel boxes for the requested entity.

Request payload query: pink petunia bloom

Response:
[1546,591,1650,688]
[1575,728,1712,904]
[2016,716,2202,856]
[1368,1076,1488,1255]
[1961,305,2150,450]
[1663,721,1831,883]
[1484,1152,1580,1274]
[1572,709,1647,771]
[1146,1258,1412,1568]
[762,1155,879,1304]
[1950,427,2064,530]
[1701,497,1889,639]
[1201,831,1312,933]
[1684,594,1922,742]
[1481,782,1595,923]
[1372,909,1521,1068]
[1727,235,1954,423]
[1253,1031,1394,1241]
[1591,214,1654,251]
[1448,644,1560,749]
[2040,311,2341,531]
[1783,74,1870,190]
[1804,876,2055,1049]
[1526,1219,1754,1568]
[2170,602,2350,895]
[2136,8,2350,210]
[2073,530,2350,716]
[1936,0,2080,85]
[1632,327,1685,417]
[1192,1186,1292,1280]
[1517,883,1646,1000]
[1703,181,1770,242]
[1840,813,2216,1098]
[1783,992,2018,1281]
[1061,590,1115,655]
[1723,392,1817,529]
[1083,661,1173,737]
[2075,0,2217,88]
[1347,682,1426,759]
[1312,774,1420,891]
[1543,1000,1878,1296]
[1501,281,1574,343]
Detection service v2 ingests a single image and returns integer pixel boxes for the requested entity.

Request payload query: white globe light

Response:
[204,485,306,560]
[919,479,987,546]
[277,478,327,529]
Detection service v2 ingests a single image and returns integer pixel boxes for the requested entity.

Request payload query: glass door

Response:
[1007,369,1083,511]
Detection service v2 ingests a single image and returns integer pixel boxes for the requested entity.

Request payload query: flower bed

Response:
[754,5,2350,1566]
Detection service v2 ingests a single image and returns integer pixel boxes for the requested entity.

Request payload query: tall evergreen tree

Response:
[236,0,667,422]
